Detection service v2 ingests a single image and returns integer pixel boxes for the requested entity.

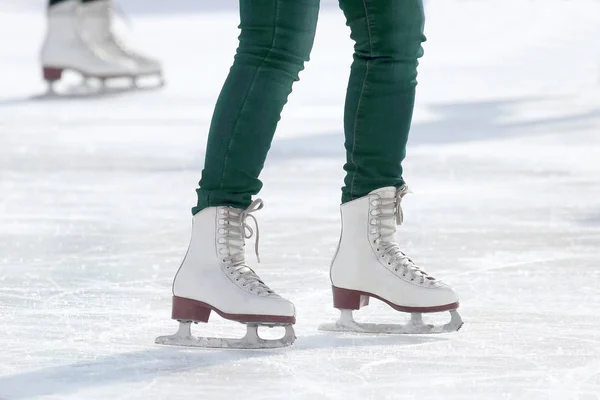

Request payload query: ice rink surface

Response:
[1,0,600,399]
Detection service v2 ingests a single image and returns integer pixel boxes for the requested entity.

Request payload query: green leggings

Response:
[194,0,425,213]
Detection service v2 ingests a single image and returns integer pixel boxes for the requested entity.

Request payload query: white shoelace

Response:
[372,187,436,285]
[220,200,274,296]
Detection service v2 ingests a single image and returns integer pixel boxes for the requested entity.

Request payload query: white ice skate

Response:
[319,186,463,334]
[81,0,164,86]
[155,200,296,349]
[40,0,137,92]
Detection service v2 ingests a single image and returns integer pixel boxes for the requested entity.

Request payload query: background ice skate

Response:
[1,0,600,399]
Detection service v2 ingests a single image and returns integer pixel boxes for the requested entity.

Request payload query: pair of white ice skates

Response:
[156,186,463,349]
[41,0,163,92]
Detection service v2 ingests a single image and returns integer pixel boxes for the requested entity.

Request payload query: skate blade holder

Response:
[42,67,164,96]
[318,309,463,335]
[155,321,296,349]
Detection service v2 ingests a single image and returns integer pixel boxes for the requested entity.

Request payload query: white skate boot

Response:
[155,200,296,349]
[80,0,164,86]
[40,0,137,92]
[319,186,463,334]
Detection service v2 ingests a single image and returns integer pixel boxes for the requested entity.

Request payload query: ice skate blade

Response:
[155,322,296,349]
[32,82,161,100]
[132,73,166,89]
[318,309,463,335]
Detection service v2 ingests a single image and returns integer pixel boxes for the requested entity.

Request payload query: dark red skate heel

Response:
[43,67,63,82]
[332,286,370,310]
[171,296,211,323]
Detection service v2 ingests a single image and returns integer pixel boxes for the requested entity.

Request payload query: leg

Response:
[194,0,320,213]
[339,0,426,203]
[323,1,462,333]
[157,0,320,350]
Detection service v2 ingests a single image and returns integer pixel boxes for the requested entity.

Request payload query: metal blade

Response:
[318,309,463,334]
[155,322,296,349]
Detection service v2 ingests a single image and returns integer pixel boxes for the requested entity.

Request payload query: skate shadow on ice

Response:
[29,82,163,102]
[0,348,268,399]
[0,334,441,399]
[268,96,600,160]
[0,81,162,107]
[295,331,443,350]
[407,97,600,145]
[578,211,600,227]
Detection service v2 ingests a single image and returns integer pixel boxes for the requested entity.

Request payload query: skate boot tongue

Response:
[371,186,435,285]
[223,200,275,296]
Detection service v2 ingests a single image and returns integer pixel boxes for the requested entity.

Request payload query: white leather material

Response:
[80,0,162,75]
[330,187,459,308]
[41,0,136,76]
[172,207,295,318]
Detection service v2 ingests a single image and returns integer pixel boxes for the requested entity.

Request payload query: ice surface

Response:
[1,0,600,399]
